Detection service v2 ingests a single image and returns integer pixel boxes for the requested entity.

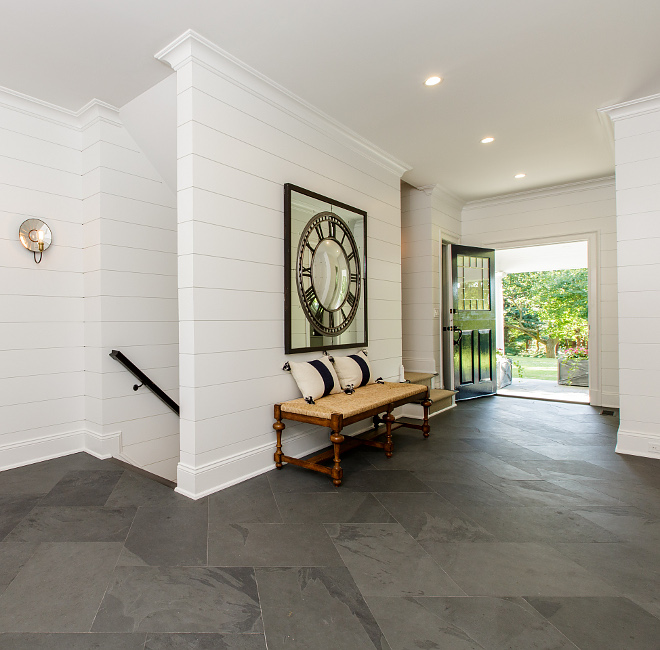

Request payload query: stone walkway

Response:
[498,377,590,403]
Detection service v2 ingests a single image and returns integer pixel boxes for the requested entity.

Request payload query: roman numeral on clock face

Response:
[301,267,312,278]
[315,223,324,240]
[304,286,316,305]
[346,291,356,307]
[327,311,335,329]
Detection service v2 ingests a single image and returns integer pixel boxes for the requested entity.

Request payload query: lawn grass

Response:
[507,355,559,381]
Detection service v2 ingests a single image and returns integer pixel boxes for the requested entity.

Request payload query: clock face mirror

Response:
[285,184,367,354]
[312,239,350,311]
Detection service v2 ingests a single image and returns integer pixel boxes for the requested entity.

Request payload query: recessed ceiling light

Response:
[424,76,442,86]
[481,137,495,144]
[514,173,526,179]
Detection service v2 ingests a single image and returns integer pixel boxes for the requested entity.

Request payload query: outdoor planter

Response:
[558,357,589,387]
[497,358,512,389]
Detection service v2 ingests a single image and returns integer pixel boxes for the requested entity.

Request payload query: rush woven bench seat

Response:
[273,382,432,486]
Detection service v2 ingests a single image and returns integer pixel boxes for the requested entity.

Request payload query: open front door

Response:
[448,245,496,400]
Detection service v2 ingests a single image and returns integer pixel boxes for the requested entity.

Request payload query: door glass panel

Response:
[456,256,491,311]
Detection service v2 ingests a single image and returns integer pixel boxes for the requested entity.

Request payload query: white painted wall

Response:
[121,76,177,194]
[461,177,619,408]
[0,89,85,469]
[157,31,409,498]
[401,183,463,377]
[601,94,660,459]
[0,87,179,480]
[82,103,179,481]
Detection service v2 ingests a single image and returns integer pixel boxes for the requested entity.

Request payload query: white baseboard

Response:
[0,430,85,472]
[0,428,123,473]
[84,429,122,460]
[175,419,389,499]
[615,429,660,460]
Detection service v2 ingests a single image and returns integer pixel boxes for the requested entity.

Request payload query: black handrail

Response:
[109,350,180,416]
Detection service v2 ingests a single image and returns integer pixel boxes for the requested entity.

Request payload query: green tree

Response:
[502,269,588,358]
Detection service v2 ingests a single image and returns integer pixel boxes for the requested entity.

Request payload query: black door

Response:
[450,245,496,400]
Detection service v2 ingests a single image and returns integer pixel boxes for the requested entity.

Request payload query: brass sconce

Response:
[19,219,52,264]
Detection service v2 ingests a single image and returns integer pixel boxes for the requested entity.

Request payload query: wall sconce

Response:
[19,219,52,264]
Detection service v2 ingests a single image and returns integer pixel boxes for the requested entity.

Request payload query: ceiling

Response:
[2,0,659,201]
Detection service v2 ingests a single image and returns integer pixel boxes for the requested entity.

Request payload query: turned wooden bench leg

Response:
[384,405,395,458]
[273,404,284,468]
[330,412,344,487]
[422,391,432,438]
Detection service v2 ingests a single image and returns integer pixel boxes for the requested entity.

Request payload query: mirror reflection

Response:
[312,239,350,311]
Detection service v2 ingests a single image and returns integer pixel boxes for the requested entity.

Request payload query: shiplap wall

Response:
[158,32,408,498]
[461,178,619,408]
[602,95,660,459]
[0,91,85,469]
[82,103,179,480]
[401,183,463,376]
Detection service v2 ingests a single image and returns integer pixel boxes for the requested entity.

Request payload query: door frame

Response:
[467,231,600,407]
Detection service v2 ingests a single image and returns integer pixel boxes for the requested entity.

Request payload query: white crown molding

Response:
[77,99,122,129]
[0,84,81,129]
[155,30,412,178]
[0,84,121,131]
[462,176,615,212]
[599,92,660,122]
[428,183,466,212]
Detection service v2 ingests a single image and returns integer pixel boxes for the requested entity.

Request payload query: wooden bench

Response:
[273,382,431,486]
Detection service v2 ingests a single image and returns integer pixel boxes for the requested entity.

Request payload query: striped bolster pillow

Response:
[332,350,374,390]
[288,356,342,404]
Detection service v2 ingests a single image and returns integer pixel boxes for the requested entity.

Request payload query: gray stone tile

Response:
[0,462,69,495]
[105,471,190,508]
[326,523,464,597]
[145,633,267,649]
[5,506,136,542]
[0,542,38,595]
[339,470,434,492]
[208,523,343,567]
[461,505,619,543]
[123,503,208,567]
[374,492,495,543]
[427,542,618,596]
[256,566,390,650]
[368,596,578,650]
[479,479,596,508]
[412,456,504,487]
[267,467,339,494]
[0,633,147,649]
[505,458,622,480]
[275,492,395,523]
[365,596,484,650]
[553,542,660,609]
[92,566,262,634]
[527,596,660,650]
[0,542,122,632]
[39,470,124,506]
[569,505,660,546]
[0,494,41,540]
[208,475,281,523]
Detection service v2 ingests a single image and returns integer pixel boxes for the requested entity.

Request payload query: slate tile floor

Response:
[1,397,660,648]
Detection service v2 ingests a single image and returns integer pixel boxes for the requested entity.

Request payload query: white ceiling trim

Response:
[462,176,615,212]
[0,84,121,132]
[155,30,412,179]
[599,92,660,121]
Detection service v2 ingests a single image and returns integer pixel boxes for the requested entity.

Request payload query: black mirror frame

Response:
[284,183,368,355]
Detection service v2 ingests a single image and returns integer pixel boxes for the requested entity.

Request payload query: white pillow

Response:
[332,350,375,390]
[287,356,342,403]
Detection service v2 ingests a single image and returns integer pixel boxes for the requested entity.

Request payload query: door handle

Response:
[444,325,463,345]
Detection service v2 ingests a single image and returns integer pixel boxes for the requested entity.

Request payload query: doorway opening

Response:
[494,242,590,404]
